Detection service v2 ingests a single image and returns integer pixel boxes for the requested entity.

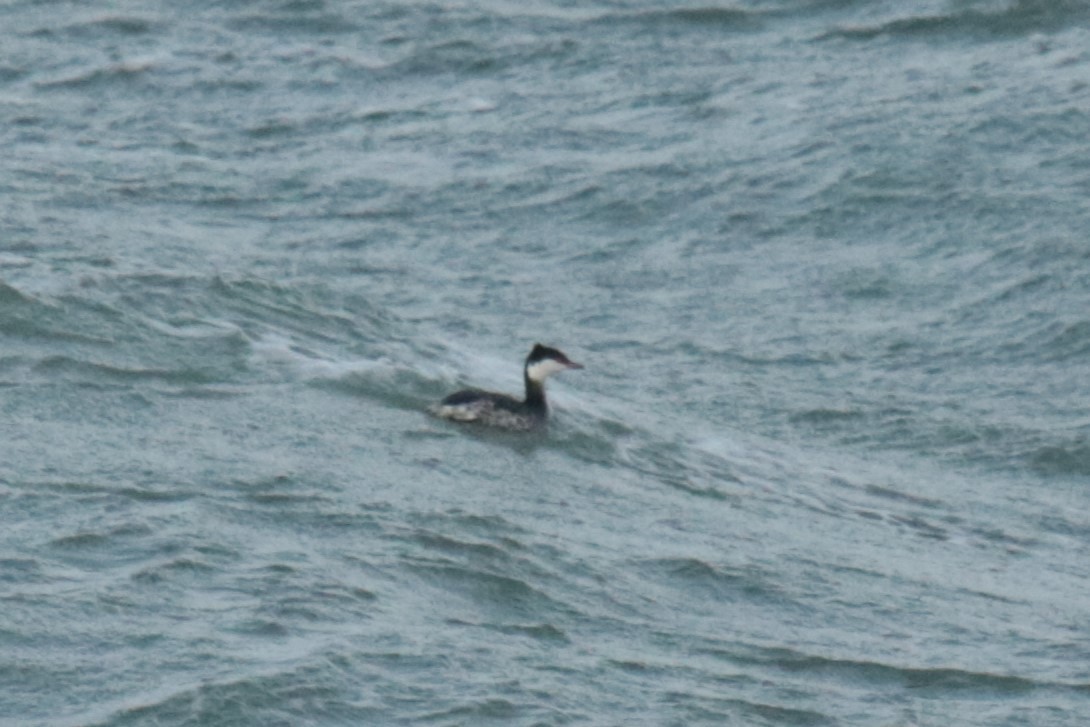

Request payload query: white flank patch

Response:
[431,403,482,422]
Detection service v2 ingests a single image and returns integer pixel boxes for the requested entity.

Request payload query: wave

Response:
[9,478,198,504]
[1027,438,1090,477]
[0,281,117,346]
[36,59,158,91]
[0,272,405,392]
[821,0,1090,42]
[594,5,766,32]
[638,556,795,609]
[713,642,1087,695]
[225,11,359,36]
[31,15,156,40]
[81,666,360,727]
[32,354,220,386]
[1040,319,1090,362]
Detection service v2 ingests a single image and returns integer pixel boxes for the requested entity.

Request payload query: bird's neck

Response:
[523,373,547,411]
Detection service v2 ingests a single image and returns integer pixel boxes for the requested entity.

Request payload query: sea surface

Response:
[2,1,1090,725]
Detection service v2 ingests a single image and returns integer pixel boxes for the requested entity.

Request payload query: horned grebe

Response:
[430,344,583,431]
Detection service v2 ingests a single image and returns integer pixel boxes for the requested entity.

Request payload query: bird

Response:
[430,343,583,430]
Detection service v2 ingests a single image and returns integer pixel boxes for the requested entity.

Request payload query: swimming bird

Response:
[430,343,583,430]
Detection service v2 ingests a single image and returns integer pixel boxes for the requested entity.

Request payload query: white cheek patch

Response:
[526,358,569,383]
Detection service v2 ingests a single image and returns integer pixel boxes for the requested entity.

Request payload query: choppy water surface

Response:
[2,1,1090,725]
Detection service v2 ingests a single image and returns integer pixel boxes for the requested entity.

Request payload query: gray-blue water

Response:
[3,1,1090,725]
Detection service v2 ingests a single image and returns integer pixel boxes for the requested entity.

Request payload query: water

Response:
[2,1,1089,724]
